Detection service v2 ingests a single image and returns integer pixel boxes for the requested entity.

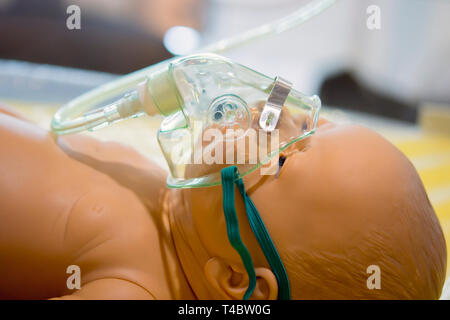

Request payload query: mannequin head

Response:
[176,121,447,299]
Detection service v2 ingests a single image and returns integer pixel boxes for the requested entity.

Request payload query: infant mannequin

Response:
[0,104,446,299]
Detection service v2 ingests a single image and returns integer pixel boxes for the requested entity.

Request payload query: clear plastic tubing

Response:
[51,0,337,135]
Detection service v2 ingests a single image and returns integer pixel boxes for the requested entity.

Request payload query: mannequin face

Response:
[184,120,446,299]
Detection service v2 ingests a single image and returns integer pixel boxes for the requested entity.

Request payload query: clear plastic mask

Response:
[148,54,321,188]
[51,54,321,188]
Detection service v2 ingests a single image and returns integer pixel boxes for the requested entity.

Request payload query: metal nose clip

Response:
[259,76,292,132]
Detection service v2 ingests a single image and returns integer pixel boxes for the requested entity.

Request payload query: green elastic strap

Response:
[221,166,256,300]
[221,166,291,300]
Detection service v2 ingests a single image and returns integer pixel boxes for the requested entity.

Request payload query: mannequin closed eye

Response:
[275,155,287,178]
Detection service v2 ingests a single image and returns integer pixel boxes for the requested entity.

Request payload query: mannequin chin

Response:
[0,105,446,299]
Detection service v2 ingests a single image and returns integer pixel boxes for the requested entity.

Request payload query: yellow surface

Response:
[396,135,450,277]
[4,101,450,278]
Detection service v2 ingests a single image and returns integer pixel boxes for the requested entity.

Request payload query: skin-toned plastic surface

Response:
[0,105,446,299]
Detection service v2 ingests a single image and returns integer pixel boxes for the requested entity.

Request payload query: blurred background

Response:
[1,0,450,275]
[1,0,449,121]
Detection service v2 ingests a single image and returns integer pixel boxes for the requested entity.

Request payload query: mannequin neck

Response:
[168,189,217,299]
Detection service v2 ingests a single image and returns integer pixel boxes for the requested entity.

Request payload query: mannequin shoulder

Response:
[62,182,172,299]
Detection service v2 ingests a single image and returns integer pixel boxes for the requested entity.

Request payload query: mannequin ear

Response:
[204,257,278,300]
